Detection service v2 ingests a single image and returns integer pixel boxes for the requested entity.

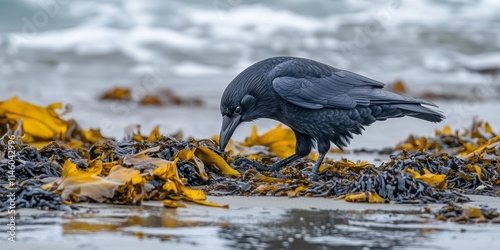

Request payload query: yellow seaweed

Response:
[406,168,447,190]
[177,148,209,180]
[163,200,187,208]
[195,146,241,178]
[0,97,67,141]
[341,191,385,203]
[43,159,140,202]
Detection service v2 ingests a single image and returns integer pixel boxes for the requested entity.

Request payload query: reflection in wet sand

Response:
[61,205,229,240]
[8,203,477,249]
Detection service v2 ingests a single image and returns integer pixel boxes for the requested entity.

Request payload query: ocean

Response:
[0,0,499,144]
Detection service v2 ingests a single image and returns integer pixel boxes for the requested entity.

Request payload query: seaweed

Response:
[431,203,500,223]
[1,97,499,213]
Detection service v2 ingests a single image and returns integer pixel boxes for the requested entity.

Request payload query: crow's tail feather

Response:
[391,103,445,123]
[362,89,445,123]
[342,102,444,149]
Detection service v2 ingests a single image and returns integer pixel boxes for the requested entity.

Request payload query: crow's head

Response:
[218,69,278,152]
[219,89,259,152]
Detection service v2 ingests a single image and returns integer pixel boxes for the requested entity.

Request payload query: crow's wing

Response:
[271,59,436,109]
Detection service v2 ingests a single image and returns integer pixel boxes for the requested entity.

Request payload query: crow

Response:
[218,56,444,179]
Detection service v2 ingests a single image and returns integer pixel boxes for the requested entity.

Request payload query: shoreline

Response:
[6,194,500,217]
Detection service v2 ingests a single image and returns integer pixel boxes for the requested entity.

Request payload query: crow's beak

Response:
[219,114,241,152]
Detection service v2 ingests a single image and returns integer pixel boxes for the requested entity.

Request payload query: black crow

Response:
[218,56,444,179]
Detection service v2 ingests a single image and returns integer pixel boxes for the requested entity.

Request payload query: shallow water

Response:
[2,0,500,85]
[3,196,500,250]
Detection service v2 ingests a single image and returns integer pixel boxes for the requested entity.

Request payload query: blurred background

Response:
[0,0,499,149]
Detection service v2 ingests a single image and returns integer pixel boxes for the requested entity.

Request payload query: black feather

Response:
[220,56,446,175]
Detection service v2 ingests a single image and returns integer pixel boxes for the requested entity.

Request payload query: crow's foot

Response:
[308,172,319,181]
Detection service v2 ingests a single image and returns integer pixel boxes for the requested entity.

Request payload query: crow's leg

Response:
[269,154,302,170]
[309,153,326,181]
[255,131,312,172]
[309,139,330,181]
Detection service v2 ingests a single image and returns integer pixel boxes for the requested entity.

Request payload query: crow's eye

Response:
[234,106,242,114]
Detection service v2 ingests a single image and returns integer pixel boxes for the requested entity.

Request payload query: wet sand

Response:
[3,195,500,250]
[206,194,500,211]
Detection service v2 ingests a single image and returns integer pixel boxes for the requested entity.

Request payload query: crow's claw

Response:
[308,172,319,181]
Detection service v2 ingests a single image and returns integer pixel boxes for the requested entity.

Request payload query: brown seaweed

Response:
[1,98,499,213]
